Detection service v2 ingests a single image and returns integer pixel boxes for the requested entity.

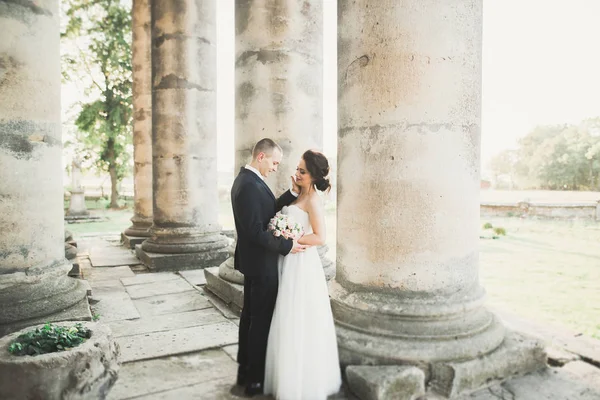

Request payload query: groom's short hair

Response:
[252,138,282,158]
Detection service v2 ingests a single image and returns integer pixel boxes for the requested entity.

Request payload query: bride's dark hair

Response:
[302,150,331,193]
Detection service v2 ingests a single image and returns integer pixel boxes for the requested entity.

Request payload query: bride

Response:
[264,150,342,400]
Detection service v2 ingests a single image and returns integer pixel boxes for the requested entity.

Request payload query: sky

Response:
[63,0,600,174]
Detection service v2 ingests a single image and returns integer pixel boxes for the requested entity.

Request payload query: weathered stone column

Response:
[0,0,89,335]
[331,0,505,365]
[137,0,229,271]
[235,0,323,194]
[67,158,89,217]
[122,0,153,248]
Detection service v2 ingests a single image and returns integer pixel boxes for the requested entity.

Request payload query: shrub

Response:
[494,227,507,236]
[8,323,92,356]
[483,222,493,229]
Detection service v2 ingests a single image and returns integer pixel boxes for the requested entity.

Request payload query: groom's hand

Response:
[290,239,307,254]
[290,175,301,195]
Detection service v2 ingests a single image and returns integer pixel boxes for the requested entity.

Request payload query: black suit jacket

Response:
[231,167,296,277]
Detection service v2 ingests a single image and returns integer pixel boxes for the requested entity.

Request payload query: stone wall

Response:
[481,201,600,220]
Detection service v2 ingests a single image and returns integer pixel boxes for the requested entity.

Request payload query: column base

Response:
[120,232,147,249]
[204,266,243,315]
[330,280,506,365]
[0,261,91,337]
[135,245,229,272]
[345,331,547,399]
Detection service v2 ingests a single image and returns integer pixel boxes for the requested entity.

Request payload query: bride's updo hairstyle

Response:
[302,150,331,193]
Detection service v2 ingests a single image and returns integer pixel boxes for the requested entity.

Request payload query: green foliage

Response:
[62,0,133,208]
[8,323,91,356]
[493,227,507,236]
[483,222,494,229]
[489,118,600,191]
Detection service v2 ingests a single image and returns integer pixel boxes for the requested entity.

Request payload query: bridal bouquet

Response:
[268,212,304,240]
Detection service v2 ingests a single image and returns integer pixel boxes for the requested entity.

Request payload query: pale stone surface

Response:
[222,344,238,362]
[331,0,505,365]
[0,322,119,400]
[346,365,425,400]
[138,0,228,266]
[68,159,89,216]
[562,361,600,391]
[121,271,179,286]
[120,233,146,249]
[203,286,241,319]
[179,269,208,286]
[107,350,236,400]
[133,290,212,317]
[124,278,193,299]
[108,308,226,338]
[90,246,141,267]
[136,245,229,272]
[235,0,323,194]
[117,321,238,363]
[460,368,600,400]
[84,266,135,283]
[0,0,88,335]
[139,378,234,399]
[204,266,244,314]
[546,346,580,366]
[430,331,547,398]
[91,285,141,323]
[123,0,153,240]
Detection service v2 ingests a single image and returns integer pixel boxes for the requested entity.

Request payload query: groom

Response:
[231,138,306,396]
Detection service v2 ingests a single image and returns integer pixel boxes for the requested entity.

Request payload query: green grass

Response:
[479,217,600,339]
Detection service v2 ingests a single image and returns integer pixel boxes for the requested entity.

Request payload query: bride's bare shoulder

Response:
[307,192,323,210]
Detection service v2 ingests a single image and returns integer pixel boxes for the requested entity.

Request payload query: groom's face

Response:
[258,148,283,178]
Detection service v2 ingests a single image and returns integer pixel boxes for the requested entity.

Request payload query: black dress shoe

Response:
[244,382,263,397]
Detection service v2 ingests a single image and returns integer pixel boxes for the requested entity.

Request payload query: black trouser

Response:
[237,273,278,384]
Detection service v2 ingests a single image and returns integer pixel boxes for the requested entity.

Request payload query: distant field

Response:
[481,189,600,203]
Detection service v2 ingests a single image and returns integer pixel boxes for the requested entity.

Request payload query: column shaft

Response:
[331,0,504,364]
[0,0,88,335]
[138,0,228,270]
[124,0,153,243]
[235,0,323,192]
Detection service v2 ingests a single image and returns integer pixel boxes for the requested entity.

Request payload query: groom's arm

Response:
[235,183,293,256]
[275,189,297,212]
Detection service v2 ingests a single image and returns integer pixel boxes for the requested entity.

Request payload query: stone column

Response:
[122,0,153,248]
[0,0,89,335]
[331,0,505,364]
[214,0,330,289]
[137,0,229,271]
[67,158,89,217]
[235,0,323,194]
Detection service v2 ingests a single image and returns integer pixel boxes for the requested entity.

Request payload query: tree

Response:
[62,0,132,208]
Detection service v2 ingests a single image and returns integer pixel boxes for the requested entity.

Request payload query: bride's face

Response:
[295,158,313,189]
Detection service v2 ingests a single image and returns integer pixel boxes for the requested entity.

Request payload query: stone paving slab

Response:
[124,279,194,300]
[107,349,237,400]
[108,308,227,338]
[460,368,600,400]
[178,269,207,286]
[117,321,238,363]
[120,272,180,286]
[91,286,141,323]
[133,290,213,317]
[83,265,135,283]
[222,344,238,362]
[90,246,141,267]
[562,361,600,391]
[136,378,235,400]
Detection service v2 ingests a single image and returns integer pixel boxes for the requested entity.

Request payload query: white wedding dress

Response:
[264,205,342,400]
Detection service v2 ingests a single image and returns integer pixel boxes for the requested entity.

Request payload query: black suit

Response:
[231,167,296,385]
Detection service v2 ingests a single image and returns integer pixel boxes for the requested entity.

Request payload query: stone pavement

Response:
[76,234,600,400]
